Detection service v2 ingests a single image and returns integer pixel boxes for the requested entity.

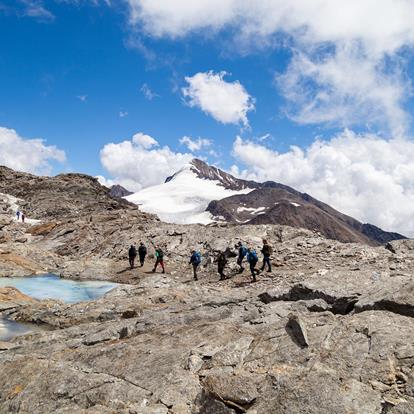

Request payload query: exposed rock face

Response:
[0,165,414,413]
[109,185,133,198]
[0,166,137,220]
[207,185,406,246]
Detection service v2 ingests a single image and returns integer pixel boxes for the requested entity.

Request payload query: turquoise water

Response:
[0,274,118,341]
[0,318,35,342]
[0,274,118,304]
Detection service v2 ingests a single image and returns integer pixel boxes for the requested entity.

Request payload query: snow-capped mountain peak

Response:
[125,160,253,224]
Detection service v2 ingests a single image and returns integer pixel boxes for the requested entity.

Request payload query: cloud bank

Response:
[232,130,414,235]
[100,132,193,191]
[0,126,65,175]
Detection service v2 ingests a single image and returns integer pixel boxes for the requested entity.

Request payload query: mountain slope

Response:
[207,180,406,246]
[0,165,136,220]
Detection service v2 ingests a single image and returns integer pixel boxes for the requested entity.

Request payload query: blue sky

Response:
[0,0,332,176]
[2,0,414,235]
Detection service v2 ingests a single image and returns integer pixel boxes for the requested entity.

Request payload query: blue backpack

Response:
[248,250,258,263]
[194,252,202,265]
[240,246,248,257]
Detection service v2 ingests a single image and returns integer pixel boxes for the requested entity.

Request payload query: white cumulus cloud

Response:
[0,126,66,175]
[277,45,409,137]
[232,130,414,235]
[126,1,414,51]
[100,132,193,191]
[182,71,255,127]
[127,0,414,133]
[179,136,212,152]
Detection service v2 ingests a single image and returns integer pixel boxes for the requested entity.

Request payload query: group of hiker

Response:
[128,239,273,283]
[15,210,25,223]
[128,243,165,274]
[217,239,272,282]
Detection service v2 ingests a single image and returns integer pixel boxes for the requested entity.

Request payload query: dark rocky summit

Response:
[0,165,413,413]
[109,184,133,198]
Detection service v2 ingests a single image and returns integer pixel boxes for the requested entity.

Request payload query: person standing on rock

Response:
[138,242,147,267]
[128,244,137,269]
[247,248,259,282]
[21,213,25,223]
[217,251,227,280]
[260,239,272,273]
[152,246,165,273]
[189,250,202,281]
[236,241,248,273]
[16,211,20,221]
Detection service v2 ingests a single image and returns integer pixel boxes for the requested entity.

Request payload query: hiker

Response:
[217,251,227,280]
[189,250,202,280]
[152,246,165,273]
[21,213,25,223]
[16,211,20,221]
[260,239,272,272]
[247,248,259,282]
[236,241,248,273]
[128,244,137,269]
[138,242,147,267]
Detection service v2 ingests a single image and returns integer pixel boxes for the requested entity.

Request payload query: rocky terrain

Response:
[0,166,414,413]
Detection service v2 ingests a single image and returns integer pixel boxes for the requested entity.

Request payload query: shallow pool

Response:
[0,318,35,342]
[0,274,118,304]
[0,274,119,342]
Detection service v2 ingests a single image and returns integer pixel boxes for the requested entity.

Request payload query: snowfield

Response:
[126,165,253,224]
[0,192,40,224]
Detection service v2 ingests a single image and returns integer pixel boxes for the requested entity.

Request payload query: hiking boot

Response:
[152,269,155,273]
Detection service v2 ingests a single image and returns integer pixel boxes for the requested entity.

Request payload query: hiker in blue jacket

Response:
[236,241,248,273]
[189,250,202,280]
[246,248,259,282]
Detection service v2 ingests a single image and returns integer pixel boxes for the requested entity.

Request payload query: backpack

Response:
[218,253,227,266]
[248,251,258,263]
[240,246,248,257]
[156,249,164,259]
[262,244,272,256]
[129,246,137,257]
[194,252,202,265]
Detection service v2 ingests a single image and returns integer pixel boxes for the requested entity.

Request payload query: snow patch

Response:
[290,202,300,207]
[0,192,41,224]
[237,206,267,214]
